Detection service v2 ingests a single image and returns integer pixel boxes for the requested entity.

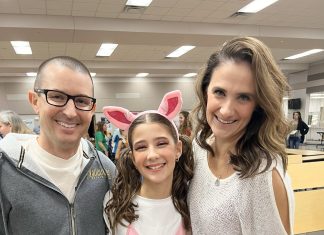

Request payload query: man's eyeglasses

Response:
[34,88,96,111]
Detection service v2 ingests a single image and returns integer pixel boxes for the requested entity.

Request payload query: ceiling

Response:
[1,0,324,83]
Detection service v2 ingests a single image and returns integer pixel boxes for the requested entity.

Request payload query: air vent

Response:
[229,12,251,18]
[123,5,146,13]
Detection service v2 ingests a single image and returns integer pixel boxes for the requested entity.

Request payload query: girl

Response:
[103,90,194,235]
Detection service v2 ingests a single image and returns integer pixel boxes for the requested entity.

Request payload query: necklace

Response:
[208,156,231,186]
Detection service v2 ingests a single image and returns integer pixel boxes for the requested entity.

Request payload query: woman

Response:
[288,111,309,148]
[188,37,294,234]
[178,110,192,138]
[0,110,34,137]
[95,121,110,157]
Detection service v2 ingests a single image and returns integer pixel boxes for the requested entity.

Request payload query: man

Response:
[0,56,116,234]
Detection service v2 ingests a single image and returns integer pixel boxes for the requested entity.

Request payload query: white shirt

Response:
[104,193,185,235]
[25,138,88,203]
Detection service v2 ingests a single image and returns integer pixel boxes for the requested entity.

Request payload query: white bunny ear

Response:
[102,106,136,130]
[157,90,182,120]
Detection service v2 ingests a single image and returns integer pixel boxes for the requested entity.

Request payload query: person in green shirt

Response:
[95,121,109,157]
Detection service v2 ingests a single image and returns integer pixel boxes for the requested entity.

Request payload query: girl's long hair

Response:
[105,113,194,234]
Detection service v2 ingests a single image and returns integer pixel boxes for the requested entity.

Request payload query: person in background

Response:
[114,129,128,160]
[0,56,116,235]
[0,110,34,137]
[103,90,194,235]
[95,121,110,157]
[188,37,294,234]
[110,128,121,161]
[288,111,309,148]
[178,110,192,138]
[295,111,309,144]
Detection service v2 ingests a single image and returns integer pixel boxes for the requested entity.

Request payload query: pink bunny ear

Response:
[158,90,182,120]
[102,106,136,130]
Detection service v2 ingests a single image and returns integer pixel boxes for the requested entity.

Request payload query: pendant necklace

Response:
[215,176,221,186]
[211,158,231,187]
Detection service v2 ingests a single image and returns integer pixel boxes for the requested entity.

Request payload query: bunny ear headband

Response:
[102,90,182,138]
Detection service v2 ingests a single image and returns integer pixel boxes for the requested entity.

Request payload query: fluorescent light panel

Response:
[136,73,149,77]
[284,49,324,60]
[238,0,278,13]
[183,73,197,77]
[26,72,37,77]
[166,45,195,58]
[96,43,118,57]
[11,41,32,55]
[90,72,96,77]
[126,0,152,7]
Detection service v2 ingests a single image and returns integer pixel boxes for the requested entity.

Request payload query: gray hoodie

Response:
[0,133,116,235]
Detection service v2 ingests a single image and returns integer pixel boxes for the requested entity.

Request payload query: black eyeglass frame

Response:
[34,88,96,111]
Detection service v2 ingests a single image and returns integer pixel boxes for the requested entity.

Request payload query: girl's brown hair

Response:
[193,36,290,178]
[105,113,194,234]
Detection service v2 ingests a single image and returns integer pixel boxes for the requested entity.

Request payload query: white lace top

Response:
[188,141,295,235]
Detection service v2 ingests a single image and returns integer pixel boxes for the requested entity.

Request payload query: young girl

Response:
[103,90,194,235]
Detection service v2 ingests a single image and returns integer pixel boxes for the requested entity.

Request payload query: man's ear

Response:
[91,103,97,115]
[28,90,40,114]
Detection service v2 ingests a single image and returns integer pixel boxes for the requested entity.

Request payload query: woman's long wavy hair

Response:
[192,36,290,178]
[105,113,194,234]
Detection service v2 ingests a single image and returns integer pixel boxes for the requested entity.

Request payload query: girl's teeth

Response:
[147,164,164,170]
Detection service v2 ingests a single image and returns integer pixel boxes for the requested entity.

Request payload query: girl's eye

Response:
[157,141,168,147]
[134,145,146,151]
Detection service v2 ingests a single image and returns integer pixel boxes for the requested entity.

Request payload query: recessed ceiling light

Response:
[136,73,149,77]
[166,45,195,58]
[90,72,96,77]
[96,43,118,57]
[238,0,278,13]
[284,49,324,60]
[126,0,152,7]
[183,73,197,77]
[11,41,32,55]
[26,72,37,77]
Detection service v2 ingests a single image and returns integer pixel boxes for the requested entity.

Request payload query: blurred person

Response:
[114,129,128,160]
[178,110,192,138]
[0,56,116,235]
[95,121,110,157]
[288,111,309,148]
[0,110,34,137]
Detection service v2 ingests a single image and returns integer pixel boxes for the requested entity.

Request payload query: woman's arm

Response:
[98,141,108,156]
[272,169,291,235]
